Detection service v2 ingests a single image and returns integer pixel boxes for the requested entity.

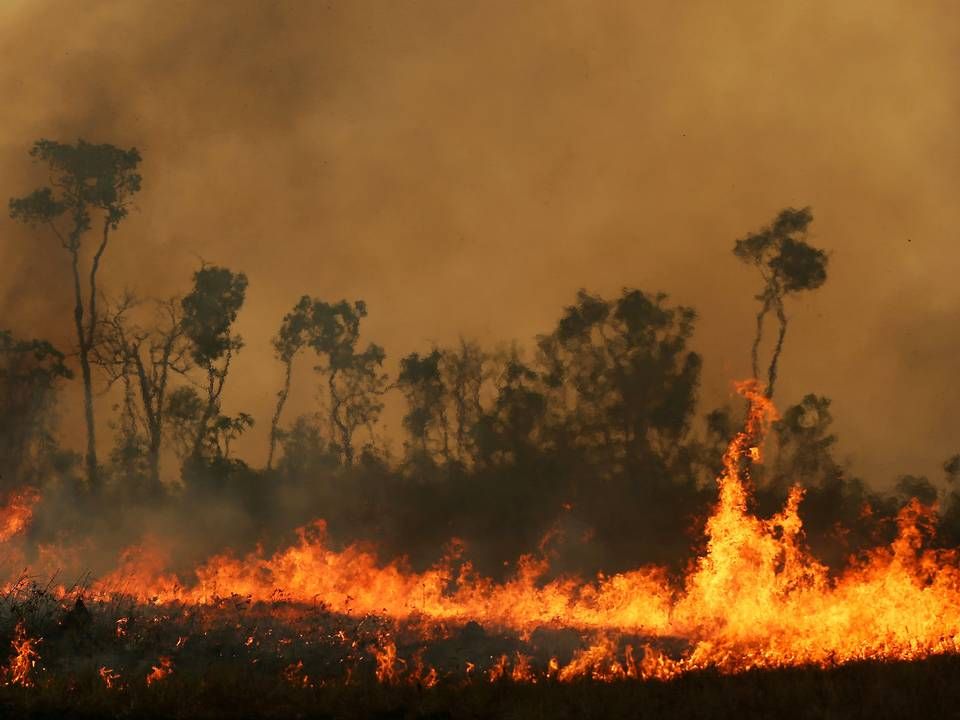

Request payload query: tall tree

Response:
[734,207,828,398]
[267,296,315,470]
[308,300,388,465]
[180,265,248,460]
[9,139,142,488]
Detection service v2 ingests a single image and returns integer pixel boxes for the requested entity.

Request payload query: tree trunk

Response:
[70,248,98,490]
[750,294,772,382]
[79,348,98,487]
[267,358,293,470]
[766,299,788,399]
[133,349,163,494]
[328,371,353,465]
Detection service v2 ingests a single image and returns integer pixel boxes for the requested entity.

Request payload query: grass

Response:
[0,586,956,719]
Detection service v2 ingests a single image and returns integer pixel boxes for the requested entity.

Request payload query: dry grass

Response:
[0,585,955,719]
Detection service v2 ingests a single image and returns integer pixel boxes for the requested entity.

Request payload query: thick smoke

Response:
[0,1,958,579]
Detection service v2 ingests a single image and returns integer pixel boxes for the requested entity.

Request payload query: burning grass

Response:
[0,381,958,717]
[1,587,959,720]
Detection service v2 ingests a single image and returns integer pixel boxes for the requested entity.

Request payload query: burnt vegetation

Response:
[1,138,958,717]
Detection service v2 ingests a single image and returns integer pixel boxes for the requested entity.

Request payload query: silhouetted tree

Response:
[0,330,72,488]
[267,296,315,470]
[734,207,827,397]
[441,339,488,464]
[180,265,249,461]
[308,300,388,464]
[398,350,449,463]
[894,474,938,505]
[94,294,190,494]
[538,288,701,478]
[276,415,339,477]
[476,346,547,467]
[9,139,142,488]
[773,394,838,481]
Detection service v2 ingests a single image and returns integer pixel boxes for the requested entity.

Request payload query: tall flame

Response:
[21,380,960,680]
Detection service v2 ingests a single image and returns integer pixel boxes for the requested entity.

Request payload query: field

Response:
[0,585,956,720]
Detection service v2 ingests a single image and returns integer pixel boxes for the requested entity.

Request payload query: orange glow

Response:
[0,488,39,543]
[14,379,960,684]
[4,621,39,687]
[99,666,121,689]
[146,656,173,686]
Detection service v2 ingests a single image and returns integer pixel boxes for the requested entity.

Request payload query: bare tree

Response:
[95,294,190,492]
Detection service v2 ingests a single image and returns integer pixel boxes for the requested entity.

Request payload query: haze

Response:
[1,0,957,485]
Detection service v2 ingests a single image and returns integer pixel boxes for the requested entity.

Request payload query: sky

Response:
[0,0,957,485]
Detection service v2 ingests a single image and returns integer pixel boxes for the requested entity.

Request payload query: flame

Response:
[0,488,39,543]
[4,621,39,687]
[10,378,960,684]
[99,666,121,689]
[145,656,173,686]
[283,660,311,688]
[372,635,401,683]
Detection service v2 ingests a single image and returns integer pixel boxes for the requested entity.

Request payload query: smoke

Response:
[0,0,957,488]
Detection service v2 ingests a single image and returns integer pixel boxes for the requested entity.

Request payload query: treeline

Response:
[2,138,958,578]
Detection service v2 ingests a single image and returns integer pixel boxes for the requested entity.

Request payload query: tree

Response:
[537,288,701,478]
[267,296,315,470]
[398,350,449,462]
[326,343,388,464]
[475,346,547,467]
[307,300,388,465]
[734,207,828,398]
[772,394,839,481]
[440,339,487,464]
[9,139,142,488]
[94,294,190,493]
[0,331,72,488]
[180,265,249,461]
[397,341,488,468]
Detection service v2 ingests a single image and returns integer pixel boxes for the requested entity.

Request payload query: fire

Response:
[99,666,121,689]
[0,488,39,543]
[7,379,960,686]
[371,635,401,683]
[283,660,311,688]
[4,621,39,687]
[146,656,173,686]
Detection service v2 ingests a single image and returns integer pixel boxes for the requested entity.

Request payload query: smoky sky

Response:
[0,0,957,486]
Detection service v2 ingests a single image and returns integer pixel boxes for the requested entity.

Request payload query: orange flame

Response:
[0,488,39,544]
[4,621,39,687]
[22,379,960,682]
[372,635,401,684]
[145,656,173,686]
[99,666,121,689]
